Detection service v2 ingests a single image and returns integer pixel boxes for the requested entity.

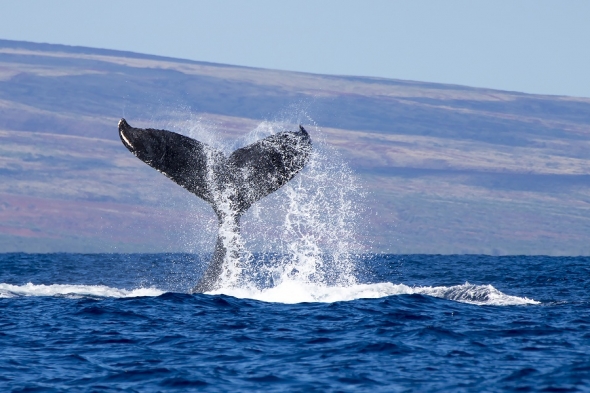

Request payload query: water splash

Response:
[154,116,366,292]
[225,121,367,291]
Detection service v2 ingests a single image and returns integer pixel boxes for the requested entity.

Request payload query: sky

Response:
[1,0,589,98]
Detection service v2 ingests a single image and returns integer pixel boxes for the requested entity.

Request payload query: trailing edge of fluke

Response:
[118,118,312,293]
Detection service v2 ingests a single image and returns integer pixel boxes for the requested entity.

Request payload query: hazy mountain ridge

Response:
[1,39,589,254]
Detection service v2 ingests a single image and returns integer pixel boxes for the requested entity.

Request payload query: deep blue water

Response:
[1,253,590,392]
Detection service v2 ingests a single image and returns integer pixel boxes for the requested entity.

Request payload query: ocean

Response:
[1,253,589,392]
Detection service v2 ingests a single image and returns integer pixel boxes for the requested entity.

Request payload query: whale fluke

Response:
[118,119,312,292]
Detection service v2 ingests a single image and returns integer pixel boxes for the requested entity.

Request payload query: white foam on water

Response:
[209,281,539,306]
[414,282,539,306]
[0,281,538,305]
[0,283,164,298]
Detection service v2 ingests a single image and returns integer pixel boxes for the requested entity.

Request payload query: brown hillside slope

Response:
[1,39,589,254]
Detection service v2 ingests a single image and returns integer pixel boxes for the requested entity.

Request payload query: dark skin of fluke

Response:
[118,119,312,293]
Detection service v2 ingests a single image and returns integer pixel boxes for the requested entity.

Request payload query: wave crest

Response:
[0,283,164,299]
[0,281,538,306]
[210,281,539,305]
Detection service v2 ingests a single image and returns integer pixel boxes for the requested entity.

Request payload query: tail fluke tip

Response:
[118,118,130,131]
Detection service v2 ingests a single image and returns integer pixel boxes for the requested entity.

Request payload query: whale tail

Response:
[118,119,312,291]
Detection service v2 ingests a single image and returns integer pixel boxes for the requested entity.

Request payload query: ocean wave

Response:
[210,281,539,306]
[0,281,538,305]
[0,283,164,299]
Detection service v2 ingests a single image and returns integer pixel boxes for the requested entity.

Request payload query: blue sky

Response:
[1,0,589,97]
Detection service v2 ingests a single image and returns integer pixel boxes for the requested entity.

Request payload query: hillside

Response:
[1,39,589,255]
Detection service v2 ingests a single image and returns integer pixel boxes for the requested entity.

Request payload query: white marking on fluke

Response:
[119,129,133,148]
